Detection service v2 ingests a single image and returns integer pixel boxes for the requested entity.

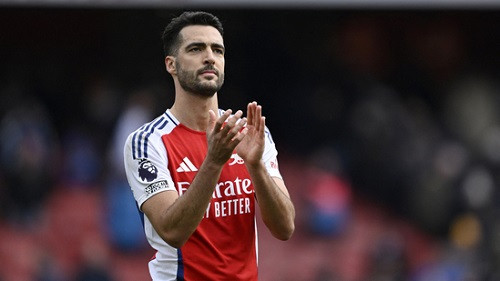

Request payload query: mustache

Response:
[197,66,219,76]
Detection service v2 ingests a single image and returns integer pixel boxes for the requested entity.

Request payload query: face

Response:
[170,25,225,97]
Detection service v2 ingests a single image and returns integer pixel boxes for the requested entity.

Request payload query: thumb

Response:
[207,110,217,133]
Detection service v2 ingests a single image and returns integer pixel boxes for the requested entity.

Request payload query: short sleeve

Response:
[124,130,176,210]
[261,126,283,180]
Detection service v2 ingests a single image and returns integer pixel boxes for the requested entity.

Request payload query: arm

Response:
[247,162,295,240]
[142,109,248,248]
[236,102,295,240]
[141,161,223,248]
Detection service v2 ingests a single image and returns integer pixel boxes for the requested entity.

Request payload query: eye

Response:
[189,47,201,52]
[214,49,224,55]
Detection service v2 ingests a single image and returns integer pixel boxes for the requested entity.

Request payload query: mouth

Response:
[199,67,218,77]
[201,71,216,75]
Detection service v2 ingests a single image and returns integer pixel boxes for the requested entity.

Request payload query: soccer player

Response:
[124,11,295,280]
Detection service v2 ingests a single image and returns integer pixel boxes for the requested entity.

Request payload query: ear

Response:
[165,56,176,75]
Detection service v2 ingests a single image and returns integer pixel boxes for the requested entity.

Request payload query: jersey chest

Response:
[161,128,254,201]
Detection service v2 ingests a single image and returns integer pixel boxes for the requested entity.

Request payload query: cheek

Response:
[218,61,225,74]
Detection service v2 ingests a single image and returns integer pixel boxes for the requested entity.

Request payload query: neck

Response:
[170,90,218,132]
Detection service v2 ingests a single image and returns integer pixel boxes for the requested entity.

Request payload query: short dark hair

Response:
[161,11,224,57]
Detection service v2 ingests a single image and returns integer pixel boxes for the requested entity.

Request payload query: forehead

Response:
[179,25,224,46]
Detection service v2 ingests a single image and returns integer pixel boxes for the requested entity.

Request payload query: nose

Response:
[203,49,216,65]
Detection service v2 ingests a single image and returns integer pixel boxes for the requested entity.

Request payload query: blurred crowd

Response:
[0,8,499,281]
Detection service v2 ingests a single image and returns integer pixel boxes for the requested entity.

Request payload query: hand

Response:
[206,109,248,166]
[236,102,266,167]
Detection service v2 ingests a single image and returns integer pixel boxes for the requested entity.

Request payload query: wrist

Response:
[202,156,225,172]
[244,160,265,172]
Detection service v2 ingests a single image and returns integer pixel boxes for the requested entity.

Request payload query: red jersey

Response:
[124,109,283,281]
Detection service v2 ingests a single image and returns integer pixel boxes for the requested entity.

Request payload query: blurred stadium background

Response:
[0,0,499,280]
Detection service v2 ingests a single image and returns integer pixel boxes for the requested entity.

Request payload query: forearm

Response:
[247,161,295,240]
[159,160,223,247]
[149,109,247,248]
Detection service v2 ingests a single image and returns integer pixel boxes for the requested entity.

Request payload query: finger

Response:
[232,117,247,139]
[229,110,244,126]
[214,109,232,132]
[223,113,246,142]
[254,105,262,131]
[259,116,266,138]
[226,121,248,150]
[247,102,256,126]
[221,110,243,134]
[233,127,249,142]
[207,110,217,133]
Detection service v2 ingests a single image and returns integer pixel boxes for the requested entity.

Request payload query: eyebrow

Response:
[185,42,225,52]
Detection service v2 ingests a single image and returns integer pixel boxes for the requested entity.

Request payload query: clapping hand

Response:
[206,109,248,166]
[236,102,266,167]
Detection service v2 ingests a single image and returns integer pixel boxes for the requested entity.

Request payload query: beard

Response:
[176,61,225,97]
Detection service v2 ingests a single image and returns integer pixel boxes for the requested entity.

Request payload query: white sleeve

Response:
[124,130,176,210]
[262,126,283,180]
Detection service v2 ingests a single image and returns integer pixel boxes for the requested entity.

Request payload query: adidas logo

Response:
[176,157,198,172]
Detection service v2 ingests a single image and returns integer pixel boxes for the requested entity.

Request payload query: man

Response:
[124,11,295,280]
